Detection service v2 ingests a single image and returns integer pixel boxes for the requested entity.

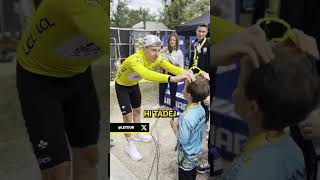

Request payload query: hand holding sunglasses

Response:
[257,17,319,59]
[190,66,210,80]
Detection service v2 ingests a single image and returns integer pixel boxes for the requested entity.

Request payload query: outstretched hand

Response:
[212,25,274,68]
[171,70,195,83]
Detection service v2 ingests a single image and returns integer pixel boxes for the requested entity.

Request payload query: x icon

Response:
[141,125,147,131]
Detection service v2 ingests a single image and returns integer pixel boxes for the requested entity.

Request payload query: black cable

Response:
[156,122,160,180]
[147,117,161,180]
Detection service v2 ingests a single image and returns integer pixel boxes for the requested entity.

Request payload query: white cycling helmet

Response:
[142,35,162,47]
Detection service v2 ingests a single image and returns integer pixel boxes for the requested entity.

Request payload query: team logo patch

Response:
[56,35,102,58]
[203,47,207,53]
[128,73,141,80]
[136,59,142,64]
[37,140,48,149]
[38,156,51,164]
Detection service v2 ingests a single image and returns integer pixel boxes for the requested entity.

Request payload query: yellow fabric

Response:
[115,50,185,86]
[211,16,297,45]
[17,0,108,77]
[211,16,243,44]
[241,131,286,156]
[192,37,207,67]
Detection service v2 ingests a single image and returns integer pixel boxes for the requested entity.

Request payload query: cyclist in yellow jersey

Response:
[115,34,196,161]
[115,48,185,86]
[17,0,107,77]
[16,0,107,180]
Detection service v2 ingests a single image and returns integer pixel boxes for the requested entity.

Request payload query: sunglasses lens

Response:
[192,68,200,74]
[259,21,288,40]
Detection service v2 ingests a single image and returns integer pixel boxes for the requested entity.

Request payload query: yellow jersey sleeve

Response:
[159,58,185,75]
[131,58,171,83]
[115,50,186,86]
[211,16,243,44]
[17,0,108,77]
[65,0,107,53]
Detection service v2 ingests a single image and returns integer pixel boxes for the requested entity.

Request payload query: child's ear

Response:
[185,91,192,99]
[249,100,260,113]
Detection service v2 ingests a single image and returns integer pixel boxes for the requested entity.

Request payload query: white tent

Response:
[132,21,170,31]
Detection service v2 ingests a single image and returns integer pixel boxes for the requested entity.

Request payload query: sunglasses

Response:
[190,66,203,76]
[256,17,297,44]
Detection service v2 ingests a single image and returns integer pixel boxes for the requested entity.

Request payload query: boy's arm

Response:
[170,118,178,137]
[178,116,191,145]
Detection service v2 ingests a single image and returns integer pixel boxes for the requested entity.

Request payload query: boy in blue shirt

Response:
[221,45,320,180]
[175,75,210,180]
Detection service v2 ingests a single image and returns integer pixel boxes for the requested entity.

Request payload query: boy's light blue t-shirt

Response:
[177,104,206,170]
[221,135,305,180]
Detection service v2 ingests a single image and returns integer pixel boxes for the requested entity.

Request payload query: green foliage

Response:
[110,0,156,28]
[160,0,209,29]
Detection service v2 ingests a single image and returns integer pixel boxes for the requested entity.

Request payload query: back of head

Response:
[187,76,210,103]
[245,45,320,130]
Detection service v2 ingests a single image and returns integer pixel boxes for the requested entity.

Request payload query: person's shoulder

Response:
[205,37,210,46]
[156,55,165,63]
[130,50,144,59]
[126,51,144,63]
[185,105,206,120]
[281,136,305,163]
[177,49,183,54]
[61,0,104,14]
[221,155,260,180]
[196,104,206,114]
[179,112,193,128]
[223,136,305,180]
[249,136,304,175]
[222,153,280,180]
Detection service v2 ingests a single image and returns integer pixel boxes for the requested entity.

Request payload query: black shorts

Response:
[115,82,141,115]
[178,167,197,180]
[16,64,100,170]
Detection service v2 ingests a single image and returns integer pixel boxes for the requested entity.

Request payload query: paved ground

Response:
[0,57,109,180]
[110,81,210,180]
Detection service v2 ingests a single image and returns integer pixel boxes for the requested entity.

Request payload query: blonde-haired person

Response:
[16,0,107,180]
[114,34,195,161]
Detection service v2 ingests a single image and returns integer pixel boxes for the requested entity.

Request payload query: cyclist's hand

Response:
[200,71,210,80]
[171,70,195,83]
[299,110,320,140]
[292,29,319,59]
[213,25,274,68]
[203,96,210,107]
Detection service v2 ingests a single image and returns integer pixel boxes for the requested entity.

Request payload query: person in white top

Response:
[154,33,184,110]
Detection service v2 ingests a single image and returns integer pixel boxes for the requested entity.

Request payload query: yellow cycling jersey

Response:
[115,50,185,86]
[17,0,108,77]
[211,16,243,44]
